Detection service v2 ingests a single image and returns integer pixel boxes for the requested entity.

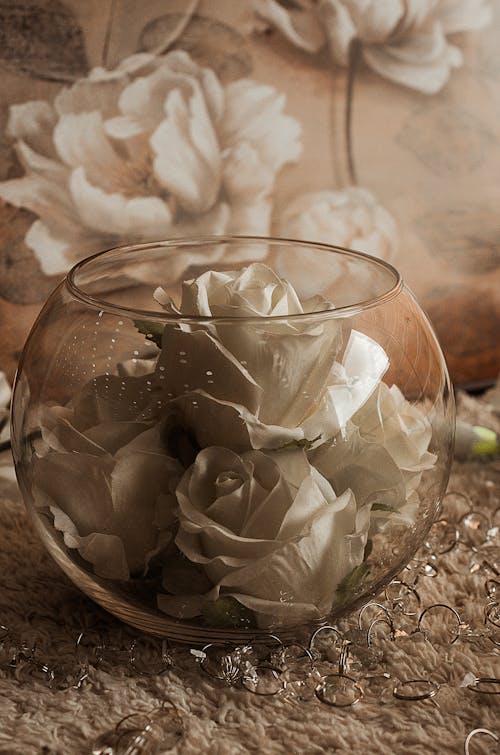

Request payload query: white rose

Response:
[158,446,369,627]
[0,51,301,276]
[310,424,413,531]
[156,328,388,455]
[254,0,492,93]
[352,382,436,473]
[155,263,341,429]
[277,187,398,298]
[34,386,183,580]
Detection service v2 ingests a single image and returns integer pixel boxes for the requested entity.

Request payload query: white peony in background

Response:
[0,50,301,276]
[277,187,399,295]
[254,0,493,94]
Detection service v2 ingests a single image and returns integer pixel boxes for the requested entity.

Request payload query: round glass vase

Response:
[11,237,455,644]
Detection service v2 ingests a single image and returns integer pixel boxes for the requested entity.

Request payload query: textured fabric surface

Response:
[0,392,498,755]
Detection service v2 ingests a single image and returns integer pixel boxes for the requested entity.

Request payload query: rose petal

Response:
[213,317,340,428]
[41,417,110,456]
[277,470,336,539]
[70,374,159,429]
[110,425,182,568]
[167,390,305,451]
[51,505,129,580]
[219,488,365,622]
[353,383,435,472]
[303,330,389,436]
[85,421,153,455]
[157,327,262,413]
[312,426,406,511]
[33,452,115,535]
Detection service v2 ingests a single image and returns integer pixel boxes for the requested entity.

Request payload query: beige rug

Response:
[0,392,498,755]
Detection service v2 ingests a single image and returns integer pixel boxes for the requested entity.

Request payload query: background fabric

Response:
[0,0,498,387]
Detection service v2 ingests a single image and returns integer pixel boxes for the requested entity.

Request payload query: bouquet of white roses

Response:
[32,263,435,629]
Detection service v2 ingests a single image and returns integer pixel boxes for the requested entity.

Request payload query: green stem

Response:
[345,38,362,185]
[102,0,118,68]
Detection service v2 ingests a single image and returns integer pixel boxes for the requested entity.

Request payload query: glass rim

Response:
[66,235,403,323]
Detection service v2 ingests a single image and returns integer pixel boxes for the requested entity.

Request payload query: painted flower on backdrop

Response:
[276,187,398,297]
[254,0,493,94]
[0,50,301,276]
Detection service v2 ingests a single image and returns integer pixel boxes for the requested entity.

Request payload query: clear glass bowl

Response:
[11,237,455,643]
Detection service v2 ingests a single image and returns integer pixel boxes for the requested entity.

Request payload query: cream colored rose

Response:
[352,382,436,473]
[155,262,340,429]
[34,378,183,580]
[156,261,309,318]
[310,424,416,531]
[156,328,389,454]
[158,446,369,626]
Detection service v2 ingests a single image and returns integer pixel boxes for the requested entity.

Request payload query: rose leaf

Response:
[335,562,370,606]
[201,596,257,629]
[134,320,164,348]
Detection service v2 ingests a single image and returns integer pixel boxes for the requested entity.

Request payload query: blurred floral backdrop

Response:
[0,0,498,385]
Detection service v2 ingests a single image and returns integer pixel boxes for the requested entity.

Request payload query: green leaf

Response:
[371,502,395,512]
[363,538,373,560]
[279,434,321,451]
[134,320,164,348]
[201,596,256,629]
[164,421,200,468]
[336,562,370,605]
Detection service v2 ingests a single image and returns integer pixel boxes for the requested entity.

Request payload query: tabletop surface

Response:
[0,391,498,755]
